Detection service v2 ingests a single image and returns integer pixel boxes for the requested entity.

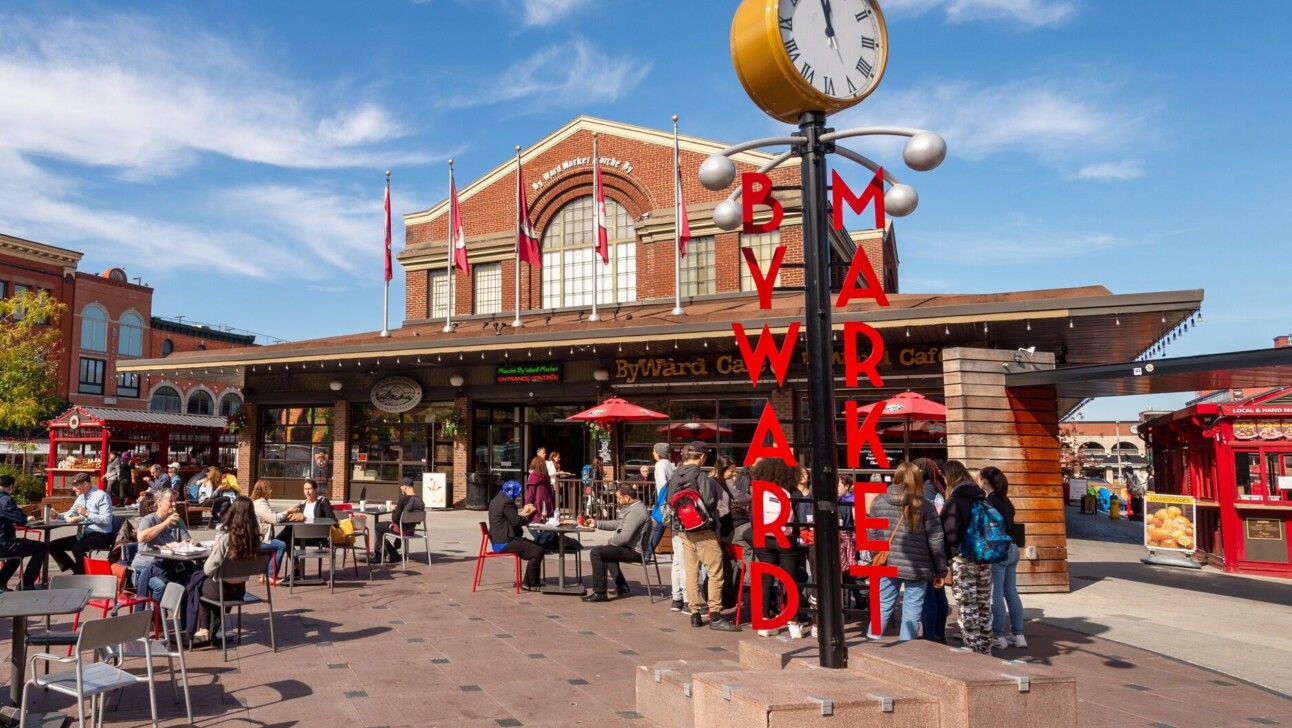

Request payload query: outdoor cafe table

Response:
[0,588,92,707]
[279,518,337,585]
[353,507,392,561]
[529,523,594,595]
[21,520,78,588]
[138,544,212,563]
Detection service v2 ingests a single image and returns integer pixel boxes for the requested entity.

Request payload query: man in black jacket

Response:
[375,478,425,564]
[0,475,47,591]
[488,481,542,589]
[665,442,739,632]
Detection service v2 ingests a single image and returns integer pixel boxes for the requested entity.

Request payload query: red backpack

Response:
[667,483,713,532]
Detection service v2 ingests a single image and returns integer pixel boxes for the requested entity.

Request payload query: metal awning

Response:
[50,405,227,431]
[1006,347,1292,409]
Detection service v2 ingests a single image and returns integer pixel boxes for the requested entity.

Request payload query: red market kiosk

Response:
[1140,388,1292,578]
[46,405,232,498]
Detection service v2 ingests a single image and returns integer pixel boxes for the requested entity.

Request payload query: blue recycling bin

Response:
[1096,487,1112,512]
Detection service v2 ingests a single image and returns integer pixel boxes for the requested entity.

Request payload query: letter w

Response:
[732,322,799,388]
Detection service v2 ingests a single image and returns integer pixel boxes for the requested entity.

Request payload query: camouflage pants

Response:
[951,556,993,655]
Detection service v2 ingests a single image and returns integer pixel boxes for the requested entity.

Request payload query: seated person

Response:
[130,488,194,601]
[194,496,260,643]
[583,485,650,602]
[488,480,542,590]
[161,463,184,490]
[0,475,47,591]
[49,472,114,575]
[283,479,335,524]
[374,477,425,564]
[250,480,286,584]
[196,466,223,502]
[218,467,241,495]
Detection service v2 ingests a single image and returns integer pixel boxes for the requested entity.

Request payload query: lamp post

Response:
[699,122,945,669]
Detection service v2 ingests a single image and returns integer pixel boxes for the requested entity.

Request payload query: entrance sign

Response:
[371,376,423,414]
[496,363,562,384]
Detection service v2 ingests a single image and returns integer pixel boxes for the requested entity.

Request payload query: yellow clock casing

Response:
[732,0,889,124]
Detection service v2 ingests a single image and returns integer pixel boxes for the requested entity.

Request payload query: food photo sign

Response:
[1143,493,1197,555]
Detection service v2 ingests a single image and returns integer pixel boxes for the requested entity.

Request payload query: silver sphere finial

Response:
[672,114,679,123]
[713,199,743,231]
[515,145,521,152]
[699,154,737,191]
[885,184,918,217]
[903,132,947,172]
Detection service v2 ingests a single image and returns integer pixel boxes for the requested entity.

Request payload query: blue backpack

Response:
[960,501,1012,564]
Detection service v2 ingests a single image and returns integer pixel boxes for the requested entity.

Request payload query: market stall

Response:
[46,405,232,498]
[1140,388,1292,578]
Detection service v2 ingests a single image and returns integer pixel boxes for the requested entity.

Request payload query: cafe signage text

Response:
[613,346,942,384]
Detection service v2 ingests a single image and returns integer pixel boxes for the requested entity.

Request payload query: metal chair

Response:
[638,525,664,604]
[100,582,191,724]
[288,524,334,594]
[384,511,431,571]
[21,609,159,728]
[472,522,520,593]
[200,554,276,662]
[725,543,749,625]
[330,507,371,581]
[26,575,122,661]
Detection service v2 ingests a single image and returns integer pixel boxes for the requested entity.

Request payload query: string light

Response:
[944,324,950,336]
[905,327,910,338]
[1069,319,1074,329]
[1026,320,1031,332]
[1115,316,1121,326]
[983,323,989,334]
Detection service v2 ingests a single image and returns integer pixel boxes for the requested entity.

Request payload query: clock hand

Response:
[821,0,836,40]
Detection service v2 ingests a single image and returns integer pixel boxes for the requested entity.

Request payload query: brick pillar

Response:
[331,399,349,502]
[452,393,472,507]
[769,388,797,446]
[942,347,1068,593]
[236,402,258,489]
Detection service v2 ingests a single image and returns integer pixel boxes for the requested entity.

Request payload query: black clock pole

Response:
[798,110,847,669]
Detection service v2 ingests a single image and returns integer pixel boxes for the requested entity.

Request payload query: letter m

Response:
[832,167,885,231]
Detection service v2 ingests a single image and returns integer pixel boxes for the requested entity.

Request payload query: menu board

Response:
[1232,419,1289,440]
[1143,493,1196,554]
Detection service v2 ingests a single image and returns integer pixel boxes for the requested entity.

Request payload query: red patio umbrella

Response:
[856,391,947,420]
[568,397,668,425]
[657,422,734,440]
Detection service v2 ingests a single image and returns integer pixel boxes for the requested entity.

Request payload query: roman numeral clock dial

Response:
[731,0,889,123]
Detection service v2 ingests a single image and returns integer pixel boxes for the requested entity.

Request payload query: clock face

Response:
[778,0,886,101]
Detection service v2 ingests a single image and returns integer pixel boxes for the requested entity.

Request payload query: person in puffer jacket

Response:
[867,461,948,641]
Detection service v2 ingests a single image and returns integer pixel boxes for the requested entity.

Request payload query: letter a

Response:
[835,247,890,308]
[741,172,784,234]
[831,167,885,231]
[732,321,799,387]
[745,402,796,466]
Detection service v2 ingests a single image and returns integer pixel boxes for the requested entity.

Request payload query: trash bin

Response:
[466,473,490,511]
[1080,494,1098,514]
[1129,493,1145,521]
[1109,495,1122,520]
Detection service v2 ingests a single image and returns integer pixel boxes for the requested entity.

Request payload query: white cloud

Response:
[517,0,594,27]
[906,217,1144,264]
[884,0,1076,27]
[1074,160,1145,180]
[833,77,1155,170]
[445,37,650,109]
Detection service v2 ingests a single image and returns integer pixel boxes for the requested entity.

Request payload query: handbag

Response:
[331,517,356,546]
[870,510,905,568]
[284,511,305,523]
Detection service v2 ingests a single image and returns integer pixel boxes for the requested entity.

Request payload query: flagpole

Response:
[513,145,524,329]
[672,116,685,316]
[382,170,392,337]
[442,160,455,334]
[589,132,601,323]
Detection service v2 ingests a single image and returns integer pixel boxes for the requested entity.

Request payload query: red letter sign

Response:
[844,401,889,469]
[741,172,784,234]
[750,562,800,631]
[745,403,797,466]
[831,167,885,231]
[843,321,885,387]
[741,245,786,309]
[733,321,799,388]
[835,247,890,308]
[751,479,791,549]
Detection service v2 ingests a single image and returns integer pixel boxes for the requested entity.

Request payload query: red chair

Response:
[725,543,749,626]
[472,522,520,594]
[83,557,160,639]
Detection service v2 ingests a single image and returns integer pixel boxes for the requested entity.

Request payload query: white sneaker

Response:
[1010,634,1028,648]
[757,628,781,637]
[990,635,1010,650]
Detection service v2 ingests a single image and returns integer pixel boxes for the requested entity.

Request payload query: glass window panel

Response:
[740,231,783,292]
[719,398,766,420]
[540,196,637,308]
[118,312,143,357]
[429,269,450,319]
[80,305,107,352]
[1235,451,1259,498]
[680,236,716,297]
[473,262,502,315]
[150,385,182,413]
[186,390,214,415]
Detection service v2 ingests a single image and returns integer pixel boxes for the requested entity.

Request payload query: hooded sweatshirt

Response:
[940,481,986,556]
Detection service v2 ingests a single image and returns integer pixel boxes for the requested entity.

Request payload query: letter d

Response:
[750,562,800,632]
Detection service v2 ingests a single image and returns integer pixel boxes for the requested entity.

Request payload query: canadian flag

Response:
[593,136,609,265]
[450,170,469,275]
[383,177,393,282]
[676,146,691,257]
[517,161,540,267]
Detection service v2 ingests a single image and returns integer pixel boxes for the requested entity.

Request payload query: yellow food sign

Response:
[1143,493,1197,553]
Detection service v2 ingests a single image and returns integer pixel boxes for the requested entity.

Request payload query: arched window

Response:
[118,311,143,357]
[540,195,636,308]
[219,393,243,416]
[1110,441,1139,457]
[150,385,182,413]
[187,390,214,415]
[161,338,173,357]
[1079,442,1106,457]
[81,305,108,352]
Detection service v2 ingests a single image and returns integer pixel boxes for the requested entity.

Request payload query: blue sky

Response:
[1,0,1288,420]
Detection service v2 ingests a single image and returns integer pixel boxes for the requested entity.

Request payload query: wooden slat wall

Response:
[943,347,1069,593]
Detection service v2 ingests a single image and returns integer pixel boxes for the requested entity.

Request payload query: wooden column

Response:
[942,347,1068,593]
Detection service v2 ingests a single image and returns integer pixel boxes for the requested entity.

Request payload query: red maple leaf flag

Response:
[450,169,470,275]
[383,177,393,282]
[676,142,691,257]
[593,135,609,265]
[517,161,540,268]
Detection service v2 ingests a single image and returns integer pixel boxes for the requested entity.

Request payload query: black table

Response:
[529,523,593,595]
[20,520,78,588]
[352,508,392,562]
[0,588,92,707]
[138,545,211,563]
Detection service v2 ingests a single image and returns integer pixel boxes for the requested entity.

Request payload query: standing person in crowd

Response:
[982,466,1026,649]
[489,480,543,590]
[374,477,425,564]
[49,472,114,575]
[142,464,168,494]
[726,465,754,549]
[131,488,193,601]
[0,475,46,592]
[940,460,993,654]
[916,457,950,643]
[104,451,126,504]
[749,457,809,637]
[649,443,684,607]
[284,479,335,524]
[666,442,740,631]
[582,485,650,602]
[250,481,286,585]
[710,456,737,540]
[547,451,566,478]
[837,475,858,606]
[867,462,948,641]
[524,456,555,522]
[193,496,261,643]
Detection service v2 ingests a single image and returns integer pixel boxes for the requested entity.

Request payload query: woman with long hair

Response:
[981,466,1025,649]
[525,455,555,522]
[250,481,286,584]
[710,456,737,540]
[195,496,261,642]
[940,459,993,654]
[914,457,950,643]
[749,457,810,638]
[867,462,948,640]
[197,466,222,501]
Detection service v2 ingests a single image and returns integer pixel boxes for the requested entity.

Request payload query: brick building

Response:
[122,116,1204,592]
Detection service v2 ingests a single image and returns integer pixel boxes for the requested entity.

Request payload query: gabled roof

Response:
[403,116,789,227]
[50,405,226,431]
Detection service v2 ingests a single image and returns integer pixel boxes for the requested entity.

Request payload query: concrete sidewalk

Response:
[0,507,1287,726]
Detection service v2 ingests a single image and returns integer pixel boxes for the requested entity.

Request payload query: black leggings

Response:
[754,544,807,620]
[198,579,247,630]
[501,539,545,587]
